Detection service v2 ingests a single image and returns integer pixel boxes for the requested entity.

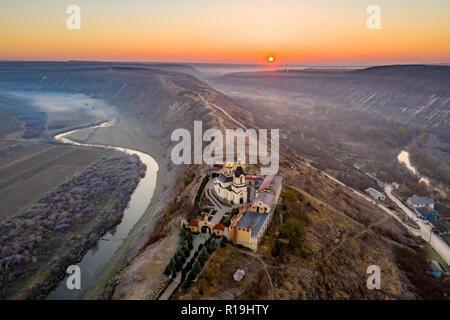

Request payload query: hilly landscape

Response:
[214,65,450,170]
[0,62,253,298]
[0,62,448,300]
[214,65,450,132]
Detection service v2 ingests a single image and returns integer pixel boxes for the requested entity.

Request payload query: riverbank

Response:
[52,116,177,300]
[45,117,162,299]
[1,154,144,299]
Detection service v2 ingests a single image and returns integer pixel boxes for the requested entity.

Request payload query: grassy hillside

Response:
[173,148,449,299]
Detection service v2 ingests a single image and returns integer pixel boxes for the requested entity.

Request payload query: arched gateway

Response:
[201,225,211,234]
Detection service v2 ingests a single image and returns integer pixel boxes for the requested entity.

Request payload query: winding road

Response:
[198,94,247,130]
[384,184,450,264]
[196,95,450,265]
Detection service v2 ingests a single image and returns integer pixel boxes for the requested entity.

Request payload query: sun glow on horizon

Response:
[0,1,449,64]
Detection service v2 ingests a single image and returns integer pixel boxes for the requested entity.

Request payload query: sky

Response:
[0,0,449,64]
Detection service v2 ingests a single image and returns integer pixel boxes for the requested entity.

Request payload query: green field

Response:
[424,244,450,274]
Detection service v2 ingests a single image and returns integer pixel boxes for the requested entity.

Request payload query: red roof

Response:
[213,223,226,231]
[188,220,199,227]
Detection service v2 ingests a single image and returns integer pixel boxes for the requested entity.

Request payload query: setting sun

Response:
[268,56,274,62]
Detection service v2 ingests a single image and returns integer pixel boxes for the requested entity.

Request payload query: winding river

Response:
[46,122,159,300]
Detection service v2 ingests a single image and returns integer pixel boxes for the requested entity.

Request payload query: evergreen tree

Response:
[164,258,175,275]
[193,261,202,274]
[182,278,192,289]
[220,236,226,248]
[186,259,193,270]
[164,264,173,276]
[175,253,185,271]
[199,247,209,262]
[182,245,190,257]
[188,270,196,280]
[181,268,187,282]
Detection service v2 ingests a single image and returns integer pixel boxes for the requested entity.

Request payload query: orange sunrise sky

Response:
[0,0,449,64]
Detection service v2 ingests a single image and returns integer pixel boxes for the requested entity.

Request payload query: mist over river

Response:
[4,91,161,299]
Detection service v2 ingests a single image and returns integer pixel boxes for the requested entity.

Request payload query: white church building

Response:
[214,162,247,205]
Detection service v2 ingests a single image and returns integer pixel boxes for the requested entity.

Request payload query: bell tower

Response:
[225,162,233,175]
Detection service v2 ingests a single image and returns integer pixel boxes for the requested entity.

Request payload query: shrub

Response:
[188,270,196,281]
[180,175,192,188]
[185,259,193,271]
[181,245,190,257]
[164,258,175,276]
[181,268,187,282]
[193,261,202,274]
[175,253,185,271]
[271,240,285,258]
[164,265,173,276]
[208,240,218,253]
[279,219,308,258]
[194,175,210,206]
[283,189,298,203]
[199,247,209,263]
[182,278,192,289]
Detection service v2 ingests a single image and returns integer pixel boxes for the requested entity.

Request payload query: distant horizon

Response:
[0,59,449,68]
